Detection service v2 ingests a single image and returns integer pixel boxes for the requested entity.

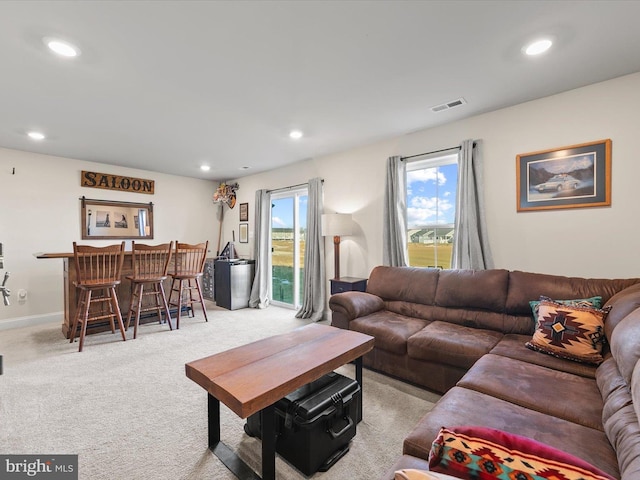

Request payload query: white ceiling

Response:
[1,1,640,182]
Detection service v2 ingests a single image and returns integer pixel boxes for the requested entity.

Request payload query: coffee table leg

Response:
[209,393,262,480]
[261,403,277,480]
[355,357,363,423]
[208,393,221,447]
[355,357,363,387]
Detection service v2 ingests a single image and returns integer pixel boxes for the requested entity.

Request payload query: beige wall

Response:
[2,72,639,326]
[225,72,640,282]
[0,148,217,325]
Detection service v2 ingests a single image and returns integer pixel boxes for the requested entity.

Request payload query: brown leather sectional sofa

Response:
[329,266,640,479]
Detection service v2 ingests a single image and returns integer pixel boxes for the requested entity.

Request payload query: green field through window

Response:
[272,265,304,304]
[271,239,305,305]
[407,242,453,269]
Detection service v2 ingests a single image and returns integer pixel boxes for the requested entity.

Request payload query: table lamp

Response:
[321,213,352,279]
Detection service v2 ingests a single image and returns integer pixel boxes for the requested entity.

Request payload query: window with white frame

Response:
[406,152,458,268]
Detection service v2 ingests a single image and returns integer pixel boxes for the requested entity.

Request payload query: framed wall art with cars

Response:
[516,139,611,212]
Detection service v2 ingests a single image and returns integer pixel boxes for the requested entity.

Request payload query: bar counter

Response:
[37,252,176,338]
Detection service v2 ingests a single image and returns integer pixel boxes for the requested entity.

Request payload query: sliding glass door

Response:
[270,188,307,308]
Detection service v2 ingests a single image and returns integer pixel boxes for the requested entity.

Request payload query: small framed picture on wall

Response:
[239,223,249,243]
[239,203,249,222]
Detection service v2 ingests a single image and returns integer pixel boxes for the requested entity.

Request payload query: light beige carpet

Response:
[0,303,439,479]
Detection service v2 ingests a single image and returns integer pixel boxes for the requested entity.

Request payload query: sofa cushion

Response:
[407,321,502,369]
[505,270,639,316]
[457,354,603,430]
[434,269,509,311]
[385,301,532,335]
[490,334,597,378]
[610,309,640,384]
[604,283,640,339]
[428,426,615,480]
[403,387,620,478]
[366,266,440,305]
[350,311,429,355]
[526,299,608,365]
[597,355,640,479]
[622,358,640,479]
[369,348,468,394]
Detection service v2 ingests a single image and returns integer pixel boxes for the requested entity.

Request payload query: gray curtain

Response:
[452,139,494,269]
[295,178,325,321]
[383,156,408,266]
[249,189,271,308]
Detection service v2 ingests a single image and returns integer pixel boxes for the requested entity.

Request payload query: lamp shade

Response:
[321,213,352,237]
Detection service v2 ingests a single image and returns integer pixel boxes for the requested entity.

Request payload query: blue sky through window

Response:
[406,162,457,228]
[272,195,308,229]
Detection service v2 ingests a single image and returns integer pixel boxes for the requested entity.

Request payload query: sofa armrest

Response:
[329,291,384,329]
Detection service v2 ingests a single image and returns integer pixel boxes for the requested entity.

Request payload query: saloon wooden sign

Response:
[81,170,155,195]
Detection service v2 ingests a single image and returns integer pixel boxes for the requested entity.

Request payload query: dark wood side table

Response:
[330,277,368,295]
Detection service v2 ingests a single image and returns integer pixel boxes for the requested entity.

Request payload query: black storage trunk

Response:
[244,371,361,476]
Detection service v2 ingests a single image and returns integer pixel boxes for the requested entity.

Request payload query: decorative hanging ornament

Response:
[213,182,239,209]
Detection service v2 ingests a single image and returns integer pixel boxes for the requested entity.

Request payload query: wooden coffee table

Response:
[185,323,374,480]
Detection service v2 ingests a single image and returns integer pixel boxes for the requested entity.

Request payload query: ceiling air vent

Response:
[430,97,467,113]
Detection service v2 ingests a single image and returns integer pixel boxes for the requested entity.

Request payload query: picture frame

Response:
[239,202,249,222]
[239,223,249,243]
[81,197,154,239]
[516,139,611,212]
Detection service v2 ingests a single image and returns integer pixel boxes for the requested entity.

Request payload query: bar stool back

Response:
[125,241,173,339]
[168,241,209,328]
[70,241,126,352]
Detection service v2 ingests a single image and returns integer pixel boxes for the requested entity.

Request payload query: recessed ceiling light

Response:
[289,130,303,139]
[27,131,45,140]
[524,39,553,56]
[44,37,80,57]
[200,165,211,171]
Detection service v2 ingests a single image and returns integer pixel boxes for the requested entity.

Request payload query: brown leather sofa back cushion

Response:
[434,269,509,311]
[365,266,640,338]
[367,266,439,305]
[368,267,640,314]
[505,271,640,316]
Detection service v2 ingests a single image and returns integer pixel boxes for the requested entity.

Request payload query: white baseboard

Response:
[0,312,63,331]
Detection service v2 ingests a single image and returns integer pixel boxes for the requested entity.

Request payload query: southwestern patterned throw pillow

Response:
[525,297,610,365]
[528,295,602,325]
[428,426,615,480]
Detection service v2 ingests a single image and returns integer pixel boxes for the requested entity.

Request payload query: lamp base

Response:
[333,235,341,280]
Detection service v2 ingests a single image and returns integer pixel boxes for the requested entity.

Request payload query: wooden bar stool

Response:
[168,241,209,328]
[125,241,173,339]
[69,242,126,352]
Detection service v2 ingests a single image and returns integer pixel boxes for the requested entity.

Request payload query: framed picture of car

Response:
[516,139,611,212]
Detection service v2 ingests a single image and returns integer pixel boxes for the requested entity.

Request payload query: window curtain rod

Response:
[401,143,475,162]
[266,179,324,194]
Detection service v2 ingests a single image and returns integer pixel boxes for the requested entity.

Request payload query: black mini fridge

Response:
[244,371,360,476]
